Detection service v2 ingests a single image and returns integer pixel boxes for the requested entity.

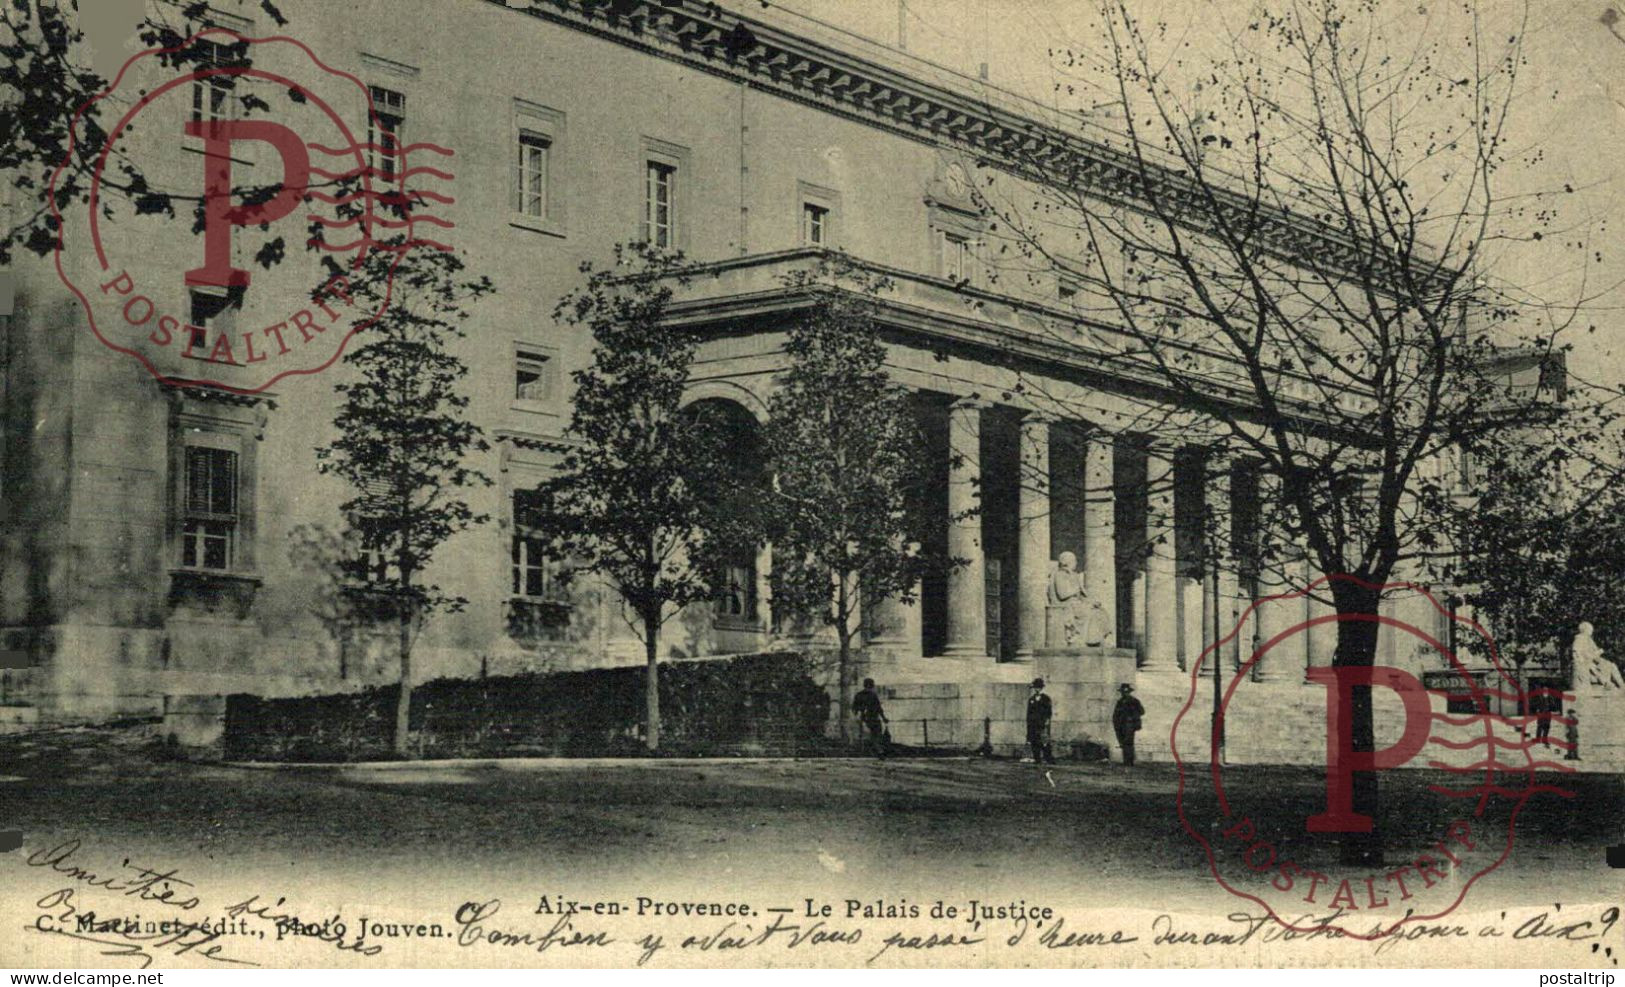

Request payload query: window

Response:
[514,347,552,403]
[796,182,840,250]
[644,159,676,248]
[1058,276,1080,303]
[190,40,235,125]
[346,525,391,584]
[515,132,549,219]
[511,491,551,599]
[182,446,238,570]
[719,563,755,619]
[367,85,406,181]
[188,289,236,353]
[802,203,828,246]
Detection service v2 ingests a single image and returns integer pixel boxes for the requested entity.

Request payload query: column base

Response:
[940,646,992,661]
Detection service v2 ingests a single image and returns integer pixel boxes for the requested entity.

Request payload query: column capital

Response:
[1143,435,1182,456]
[948,395,994,413]
[1018,410,1059,427]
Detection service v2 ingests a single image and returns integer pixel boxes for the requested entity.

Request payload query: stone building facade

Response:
[1,0,1591,763]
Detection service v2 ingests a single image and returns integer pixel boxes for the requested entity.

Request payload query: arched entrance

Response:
[679,395,770,655]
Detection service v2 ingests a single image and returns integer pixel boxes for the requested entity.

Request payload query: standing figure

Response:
[853,677,889,758]
[1112,683,1144,767]
[1026,677,1056,764]
[1530,686,1558,745]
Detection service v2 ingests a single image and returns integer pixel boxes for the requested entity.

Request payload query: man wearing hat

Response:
[1112,683,1145,767]
[1026,678,1056,765]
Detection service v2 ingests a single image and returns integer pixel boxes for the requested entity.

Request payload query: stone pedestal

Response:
[1570,687,1625,770]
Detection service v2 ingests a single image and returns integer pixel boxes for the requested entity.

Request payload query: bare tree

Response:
[969,0,1603,863]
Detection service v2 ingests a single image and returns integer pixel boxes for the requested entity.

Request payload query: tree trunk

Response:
[394,609,413,758]
[643,609,661,752]
[835,572,852,745]
[836,625,852,746]
[1332,583,1382,866]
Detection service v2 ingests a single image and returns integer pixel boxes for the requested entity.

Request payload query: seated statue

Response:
[1574,621,1624,691]
[1047,552,1105,647]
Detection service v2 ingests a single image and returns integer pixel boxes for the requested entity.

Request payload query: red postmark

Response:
[49,28,455,394]
[1173,574,1576,940]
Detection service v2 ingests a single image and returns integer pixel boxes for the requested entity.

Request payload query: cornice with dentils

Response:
[484,0,1447,292]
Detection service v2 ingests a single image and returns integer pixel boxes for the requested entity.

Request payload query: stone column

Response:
[1249,470,1286,682]
[1015,414,1052,661]
[1304,566,1337,677]
[1141,442,1179,672]
[1285,550,1312,674]
[1251,567,1289,681]
[1083,429,1117,648]
[944,398,989,660]
[1179,577,1203,672]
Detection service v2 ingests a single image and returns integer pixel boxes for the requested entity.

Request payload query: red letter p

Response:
[1306,665,1432,833]
[185,119,311,288]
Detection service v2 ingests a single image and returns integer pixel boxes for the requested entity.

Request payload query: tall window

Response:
[644,160,676,248]
[511,491,551,599]
[182,447,238,570]
[367,85,406,181]
[190,40,234,125]
[801,203,828,246]
[515,132,550,218]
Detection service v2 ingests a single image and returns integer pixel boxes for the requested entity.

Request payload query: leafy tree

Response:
[1428,406,1625,675]
[762,256,956,742]
[974,0,1605,863]
[313,229,494,756]
[533,243,728,752]
[0,1,288,264]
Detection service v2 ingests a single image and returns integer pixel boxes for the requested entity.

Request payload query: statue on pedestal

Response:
[1046,552,1106,648]
[1574,621,1624,690]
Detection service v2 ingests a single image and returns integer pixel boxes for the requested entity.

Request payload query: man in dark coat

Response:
[1113,683,1144,766]
[1026,678,1056,764]
[853,678,888,758]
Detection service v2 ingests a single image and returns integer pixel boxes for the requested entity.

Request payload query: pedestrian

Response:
[1532,688,1556,745]
[1112,683,1144,767]
[853,677,889,758]
[1026,677,1056,764]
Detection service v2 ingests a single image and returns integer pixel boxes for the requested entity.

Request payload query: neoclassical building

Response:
[1,0,1545,760]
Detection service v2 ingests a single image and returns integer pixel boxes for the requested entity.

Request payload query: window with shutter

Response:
[511,490,551,600]
[644,160,676,248]
[516,132,550,219]
[190,39,235,125]
[181,447,238,570]
[368,85,406,181]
